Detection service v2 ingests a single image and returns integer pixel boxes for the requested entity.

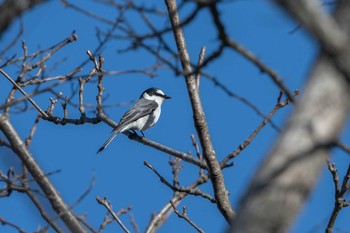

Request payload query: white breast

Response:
[142,106,161,130]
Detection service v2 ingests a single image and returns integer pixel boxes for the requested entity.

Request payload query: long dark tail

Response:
[96,129,121,154]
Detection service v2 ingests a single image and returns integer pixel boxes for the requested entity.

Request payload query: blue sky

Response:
[1,0,350,232]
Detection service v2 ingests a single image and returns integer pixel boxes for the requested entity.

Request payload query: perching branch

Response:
[97,112,207,169]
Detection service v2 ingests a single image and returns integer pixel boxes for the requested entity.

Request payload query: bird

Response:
[97,87,171,153]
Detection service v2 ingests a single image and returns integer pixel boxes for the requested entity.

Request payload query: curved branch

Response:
[231,1,350,232]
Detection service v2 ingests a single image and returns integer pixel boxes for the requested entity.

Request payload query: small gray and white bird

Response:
[97,87,171,153]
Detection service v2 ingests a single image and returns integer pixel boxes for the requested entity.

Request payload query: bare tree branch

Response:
[21,167,64,233]
[145,64,291,233]
[144,161,216,203]
[0,114,86,233]
[274,0,350,83]
[0,216,27,233]
[206,3,295,102]
[130,214,140,233]
[0,68,49,118]
[326,159,350,233]
[205,74,282,131]
[96,196,131,233]
[221,90,298,166]
[165,0,235,222]
[0,0,47,34]
[231,1,350,232]
[170,201,204,233]
[97,111,207,169]
[335,140,350,155]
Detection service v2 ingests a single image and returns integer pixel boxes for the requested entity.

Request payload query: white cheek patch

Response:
[156,90,165,96]
[143,92,151,100]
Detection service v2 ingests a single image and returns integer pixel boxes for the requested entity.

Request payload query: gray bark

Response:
[230,1,350,232]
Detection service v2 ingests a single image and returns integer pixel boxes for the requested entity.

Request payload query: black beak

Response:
[163,94,171,99]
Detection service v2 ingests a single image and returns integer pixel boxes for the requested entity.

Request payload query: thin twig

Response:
[146,89,294,233]
[191,134,204,177]
[208,3,295,102]
[170,201,205,233]
[61,0,116,25]
[335,141,350,156]
[0,68,48,118]
[195,46,206,91]
[326,159,350,233]
[75,214,97,233]
[169,156,183,190]
[21,166,64,233]
[96,196,131,233]
[0,217,27,233]
[205,75,281,131]
[0,17,23,58]
[47,92,63,117]
[0,136,12,149]
[97,212,113,233]
[25,114,42,147]
[220,90,299,166]
[130,214,140,233]
[0,115,86,233]
[144,161,215,203]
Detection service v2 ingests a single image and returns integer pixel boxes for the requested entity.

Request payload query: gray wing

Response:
[97,99,158,153]
[116,98,158,131]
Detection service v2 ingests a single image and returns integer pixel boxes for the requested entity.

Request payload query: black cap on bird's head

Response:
[141,87,171,100]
